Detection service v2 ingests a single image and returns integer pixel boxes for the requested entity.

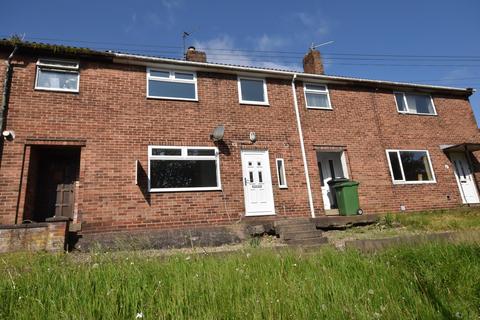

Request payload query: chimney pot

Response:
[185,47,207,63]
[303,49,324,74]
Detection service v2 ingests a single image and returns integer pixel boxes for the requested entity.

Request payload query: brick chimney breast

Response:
[185,46,207,63]
[303,49,324,75]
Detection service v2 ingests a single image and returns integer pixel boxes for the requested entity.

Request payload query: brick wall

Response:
[0,53,310,233]
[0,219,68,253]
[0,51,478,235]
[298,83,479,214]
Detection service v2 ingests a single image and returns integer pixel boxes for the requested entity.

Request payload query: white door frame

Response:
[449,152,480,204]
[241,150,276,216]
[317,151,349,210]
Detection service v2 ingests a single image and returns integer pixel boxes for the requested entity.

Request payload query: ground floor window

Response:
[148,146,221,192]
[276,158,287,188]
[386,149,435,184]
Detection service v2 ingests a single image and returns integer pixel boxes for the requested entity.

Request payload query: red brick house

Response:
[0,40,478,248]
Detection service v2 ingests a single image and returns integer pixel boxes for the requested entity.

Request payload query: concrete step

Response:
[285,236,328,246]
[281,230,324,241]
[274,219,311,227]
[325,209,339,216]
[276,224,317,234]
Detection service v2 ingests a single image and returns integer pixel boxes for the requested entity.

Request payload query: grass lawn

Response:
[325,207,480,246]
[1,242,479,319]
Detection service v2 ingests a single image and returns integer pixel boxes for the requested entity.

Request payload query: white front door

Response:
[450,152,480,204]
[317,152,347,210]
[241,150,275,216]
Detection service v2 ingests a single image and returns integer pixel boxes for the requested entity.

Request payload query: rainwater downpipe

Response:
[291,74,315,218]
[0,45,18,157]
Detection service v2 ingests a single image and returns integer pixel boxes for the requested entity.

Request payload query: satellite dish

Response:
[211,125,224,141]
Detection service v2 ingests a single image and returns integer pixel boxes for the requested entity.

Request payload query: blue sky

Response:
[1,0,479,123]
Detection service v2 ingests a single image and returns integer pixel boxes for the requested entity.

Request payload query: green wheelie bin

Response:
[332,180,362,216]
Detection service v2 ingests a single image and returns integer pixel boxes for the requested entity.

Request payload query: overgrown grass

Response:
[1,243,479,319]
[326,208,480,244]
[389,207,480,231]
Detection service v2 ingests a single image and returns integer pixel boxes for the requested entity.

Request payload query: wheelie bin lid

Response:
[334,180,359,188]
[327,177,349,185]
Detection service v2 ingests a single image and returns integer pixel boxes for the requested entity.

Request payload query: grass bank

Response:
[1,243,479,319]
[326,207,480,245]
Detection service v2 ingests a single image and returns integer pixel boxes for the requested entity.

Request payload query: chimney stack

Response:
[185,46,207,63]
[303,49,324,74]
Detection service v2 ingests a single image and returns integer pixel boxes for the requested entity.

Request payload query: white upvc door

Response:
[317,152,347,210]
[450,152,480,204]
[241,150,275,216]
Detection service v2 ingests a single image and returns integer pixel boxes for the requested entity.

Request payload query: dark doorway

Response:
[24,146,81,222]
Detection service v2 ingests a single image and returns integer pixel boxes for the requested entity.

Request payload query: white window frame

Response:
[147,68,198,101]
[385,149,437,185]
[393,92,437,116]
[237,76,269,106]
[276,158,288,189]
[148,146,221,192]
[304,83,332,110]
[35,59,80,93]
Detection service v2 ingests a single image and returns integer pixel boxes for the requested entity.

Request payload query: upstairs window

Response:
[238,77,269,105]
[394,92,436,115]
[386,149,436,184]
[147,69,197,101]
[148,146,221,192]
[304,83,332,109]
[35,59,79,92]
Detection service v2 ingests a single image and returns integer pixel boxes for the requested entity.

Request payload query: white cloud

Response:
[193,35,301,71]
[161,0,182,9]
[441,68,473,81]
[193,35,249,65]
[124,13,137,33]
[144,12,162,26]
[253,34,290,51]
[128,0,182,31]
[292,11,330,37]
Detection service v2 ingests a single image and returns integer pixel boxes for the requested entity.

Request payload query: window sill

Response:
[34,87,79,94]
[279,186,288,189]
[397,111,437,117]
[239,101,270,106]
[392,180,437,185]
[306,106,333,110]
[149,186,222,193]
[147,96,199,102]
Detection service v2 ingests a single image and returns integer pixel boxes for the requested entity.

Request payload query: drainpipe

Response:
[0,45,18,157]
[291,74,315,218]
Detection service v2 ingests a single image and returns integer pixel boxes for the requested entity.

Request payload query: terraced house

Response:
[0,39,478,248]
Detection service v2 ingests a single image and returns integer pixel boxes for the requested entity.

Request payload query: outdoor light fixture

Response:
[2,130,15,141]
[249,131,257,143]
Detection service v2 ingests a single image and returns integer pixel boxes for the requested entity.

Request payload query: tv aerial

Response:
[309,40,334,51]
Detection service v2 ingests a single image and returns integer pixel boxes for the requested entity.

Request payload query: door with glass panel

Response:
[450,152,480,204]
[241,150,275,216]
[317,152,346,210]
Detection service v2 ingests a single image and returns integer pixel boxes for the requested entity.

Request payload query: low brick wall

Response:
[0,218,69,253]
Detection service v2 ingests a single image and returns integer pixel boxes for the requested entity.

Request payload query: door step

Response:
[325,209,339,216]
[275,219,327,246]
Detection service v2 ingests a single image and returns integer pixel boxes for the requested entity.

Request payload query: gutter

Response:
[291,74,315,218]
[113,53,474,96]
[0,45,18,156]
